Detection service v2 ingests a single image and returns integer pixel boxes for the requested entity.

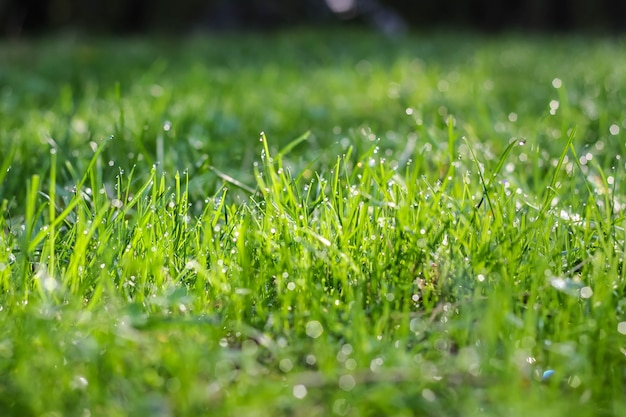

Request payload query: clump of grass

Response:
[1,30,626,416]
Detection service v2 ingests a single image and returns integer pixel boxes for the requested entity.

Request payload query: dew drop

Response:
[305,321,324,339]
[293,384,307,399]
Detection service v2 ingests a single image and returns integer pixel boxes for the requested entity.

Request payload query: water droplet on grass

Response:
[421,388,436,402]
[370,357,383,372]
[293,384,307,399]
[333,399,350,416]
[580,286,593,299]
[549,100,559,115]
[338,374,356,391]
[305,321,323,339]
[279,358,293,372]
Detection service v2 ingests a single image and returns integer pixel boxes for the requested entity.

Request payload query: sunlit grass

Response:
[1,30,626,416]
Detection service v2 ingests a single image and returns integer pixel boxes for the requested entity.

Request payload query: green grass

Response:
[1,29,626,416]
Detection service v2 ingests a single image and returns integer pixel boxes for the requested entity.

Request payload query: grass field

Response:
[1,29,626,416]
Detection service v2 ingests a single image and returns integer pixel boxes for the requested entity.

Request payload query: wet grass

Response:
[1,29,626,416]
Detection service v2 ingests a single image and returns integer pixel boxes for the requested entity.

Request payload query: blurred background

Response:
[1,0,625,37]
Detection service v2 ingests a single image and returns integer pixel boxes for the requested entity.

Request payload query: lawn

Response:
[1,29,626,416]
